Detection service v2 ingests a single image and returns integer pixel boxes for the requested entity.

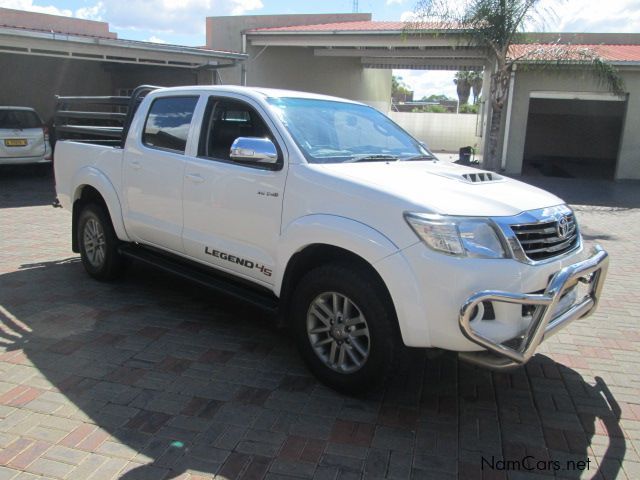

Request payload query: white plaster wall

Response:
[389,112,480,152]
[245,46,391,112]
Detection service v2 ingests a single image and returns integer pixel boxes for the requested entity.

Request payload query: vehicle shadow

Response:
[0,165,55,208]
[0,258,625,479]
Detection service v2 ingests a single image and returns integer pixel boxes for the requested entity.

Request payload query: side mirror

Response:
[229,137,278,165]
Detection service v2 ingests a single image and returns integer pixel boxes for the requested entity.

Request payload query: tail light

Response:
[42,125,50,142]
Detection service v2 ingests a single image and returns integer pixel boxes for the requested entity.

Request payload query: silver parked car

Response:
[0,107,52,167]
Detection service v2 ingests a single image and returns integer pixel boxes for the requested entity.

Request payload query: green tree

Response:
[392,75,412,95]
[408,0,624,171]
[421,94,452,102]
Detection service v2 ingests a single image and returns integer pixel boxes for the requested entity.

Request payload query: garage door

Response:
[522,93,626,179]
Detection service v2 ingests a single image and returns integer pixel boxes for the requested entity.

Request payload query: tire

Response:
[77,203,125,281]
[291,263,398,394]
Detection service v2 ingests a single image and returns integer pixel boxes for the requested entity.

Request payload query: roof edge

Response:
[0,26,247,61]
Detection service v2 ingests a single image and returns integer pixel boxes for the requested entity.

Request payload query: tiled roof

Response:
[249,21,447,33]
[249,21,640,63]
[509,43,640,63]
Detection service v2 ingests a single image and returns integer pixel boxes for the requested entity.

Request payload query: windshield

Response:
[267,97,432,163]
[0,109,41,129]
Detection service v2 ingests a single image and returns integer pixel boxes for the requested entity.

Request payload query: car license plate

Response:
[4,139,27,147]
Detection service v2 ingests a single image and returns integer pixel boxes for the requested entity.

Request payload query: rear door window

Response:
[142,96,198,153]
[0,110,41,129]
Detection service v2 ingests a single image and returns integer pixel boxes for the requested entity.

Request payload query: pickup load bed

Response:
[54,85,609,392]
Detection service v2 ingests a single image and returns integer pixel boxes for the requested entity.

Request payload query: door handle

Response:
[129,160,141,170]
[185,173,205,183]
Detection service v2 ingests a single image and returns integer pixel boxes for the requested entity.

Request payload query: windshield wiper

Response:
[402,154,437,161]
[345,154,399,163]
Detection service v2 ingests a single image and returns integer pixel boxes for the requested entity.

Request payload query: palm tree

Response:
[454,70,483,105]
[407,0,624,171]
[468,70,483,104]
[454,71,472,105]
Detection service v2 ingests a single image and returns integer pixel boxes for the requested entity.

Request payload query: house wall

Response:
[246,46,391,111]
[207,13,371,86]
[0,53,209,122]
[0,7,117,38]
[104,64,202,93]
[389,112,479,152]
[0,54,112,122]
[206,14,391,111]
[505,67,640,180]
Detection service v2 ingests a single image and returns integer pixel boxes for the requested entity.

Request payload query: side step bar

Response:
[117,244,279,313]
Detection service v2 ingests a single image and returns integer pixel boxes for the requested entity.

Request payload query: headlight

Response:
[405,213,507,259]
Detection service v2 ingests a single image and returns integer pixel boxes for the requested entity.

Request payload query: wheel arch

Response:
[71,169,128,252]
[275,214,402,336]
[278,243,399,334]
[276,214,398,287]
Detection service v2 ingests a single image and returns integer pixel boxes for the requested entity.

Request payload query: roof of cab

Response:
[149,85,362,105]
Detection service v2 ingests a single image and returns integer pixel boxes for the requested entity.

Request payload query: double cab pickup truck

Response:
[53,85,609,392]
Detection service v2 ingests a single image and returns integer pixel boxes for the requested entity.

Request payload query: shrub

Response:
[459,103,479,114]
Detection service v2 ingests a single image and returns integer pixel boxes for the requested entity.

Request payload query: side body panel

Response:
[54,141,129,241]
[274,214,401,294]
[181,93,288,286]
[120,95,199,254]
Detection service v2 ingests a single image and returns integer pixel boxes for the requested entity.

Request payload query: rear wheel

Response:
[77,203,125,281]
[291,263,397,394]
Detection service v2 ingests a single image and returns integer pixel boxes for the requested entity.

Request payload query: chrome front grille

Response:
[510,214,579,261]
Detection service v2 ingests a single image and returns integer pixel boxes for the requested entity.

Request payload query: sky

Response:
[1,0,639,99]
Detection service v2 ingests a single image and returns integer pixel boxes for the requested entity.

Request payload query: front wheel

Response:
[291,263,398,394]
[77,203,125,281]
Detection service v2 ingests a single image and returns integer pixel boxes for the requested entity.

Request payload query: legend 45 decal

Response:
[204,247,272,277]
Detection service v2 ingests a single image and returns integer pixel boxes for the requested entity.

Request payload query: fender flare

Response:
[275,214,428,348]
[274,214,399,296]
[72,166,130,242]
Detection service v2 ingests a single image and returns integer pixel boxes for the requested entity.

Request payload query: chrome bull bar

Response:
[458,245,609,370]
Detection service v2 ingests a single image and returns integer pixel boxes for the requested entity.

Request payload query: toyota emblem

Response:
[557,215,570,239]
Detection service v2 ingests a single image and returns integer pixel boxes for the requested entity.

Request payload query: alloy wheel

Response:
[83,217,106,268]
[306,291,371,373]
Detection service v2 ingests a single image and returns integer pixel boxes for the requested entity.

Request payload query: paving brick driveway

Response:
[1,169,639,480]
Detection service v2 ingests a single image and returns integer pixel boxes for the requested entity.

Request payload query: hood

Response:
[314,161,565,217]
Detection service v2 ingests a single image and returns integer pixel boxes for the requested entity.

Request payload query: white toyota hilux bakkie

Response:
[53,85,609,393]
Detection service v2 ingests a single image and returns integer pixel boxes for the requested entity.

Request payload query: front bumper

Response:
[458,245,609,370]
